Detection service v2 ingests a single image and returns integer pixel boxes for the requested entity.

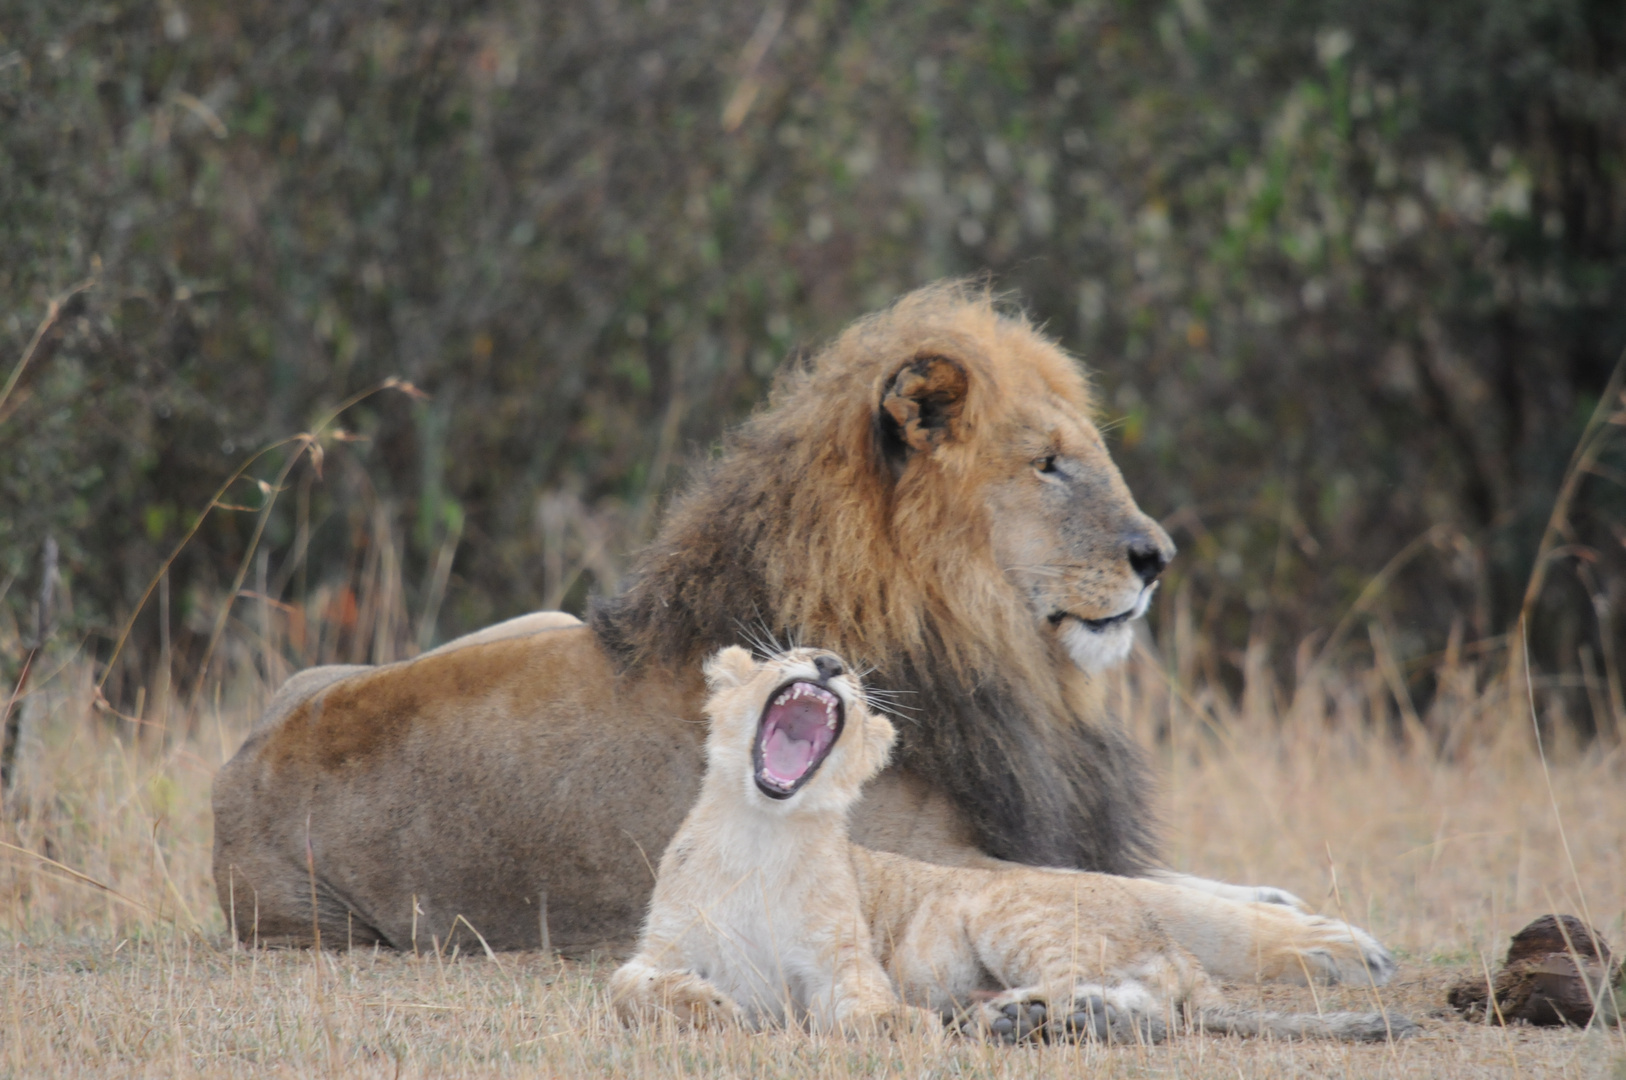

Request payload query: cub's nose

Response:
[813,654,845,682]
[1127,538,1171,586]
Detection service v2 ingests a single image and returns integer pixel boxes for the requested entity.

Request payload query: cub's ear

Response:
[864,711,898,772]
[879,355,970,463]
[704,646,757,689]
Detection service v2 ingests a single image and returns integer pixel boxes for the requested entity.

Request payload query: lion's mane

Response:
[590,283,1156,875]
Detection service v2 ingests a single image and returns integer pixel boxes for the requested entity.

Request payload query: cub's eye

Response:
[1034,455,1060,475]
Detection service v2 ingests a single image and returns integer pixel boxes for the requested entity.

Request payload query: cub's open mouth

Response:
[753,680,844,799]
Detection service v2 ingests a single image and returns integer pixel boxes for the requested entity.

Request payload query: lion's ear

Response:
[879,355,970,463]
[704,646,757,689]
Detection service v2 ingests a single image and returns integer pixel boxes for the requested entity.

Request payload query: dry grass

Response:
[3,640,1625,1078]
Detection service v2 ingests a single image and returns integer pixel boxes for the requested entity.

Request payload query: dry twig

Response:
[0,268,98,423]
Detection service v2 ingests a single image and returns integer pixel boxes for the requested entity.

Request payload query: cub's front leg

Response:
[938,873,1191,1045]
[814,938,943,1040]
[608,956,743,1030]
[840,1001,946,1040]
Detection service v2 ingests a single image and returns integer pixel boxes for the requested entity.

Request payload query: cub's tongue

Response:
[762,723,816,781]
[757,686,839,790]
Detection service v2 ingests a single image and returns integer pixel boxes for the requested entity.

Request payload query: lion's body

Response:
[213,619,703,951]
[612,648,1413,1043]
[213,282,1290,953]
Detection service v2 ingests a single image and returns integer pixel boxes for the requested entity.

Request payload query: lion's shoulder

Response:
[417,610,583,659]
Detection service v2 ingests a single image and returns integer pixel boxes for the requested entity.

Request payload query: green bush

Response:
[2,0,1622,724]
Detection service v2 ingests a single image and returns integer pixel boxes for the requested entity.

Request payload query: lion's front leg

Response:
[608,956,743,1030]
[1133,881,1396,986]
[1147,869,1310,912]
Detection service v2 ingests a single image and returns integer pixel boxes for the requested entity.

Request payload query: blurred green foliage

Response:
[1,0,1623,722]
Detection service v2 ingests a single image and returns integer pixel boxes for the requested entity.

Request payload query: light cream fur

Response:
[612,647,1417,1044]
[608,646,934,1037]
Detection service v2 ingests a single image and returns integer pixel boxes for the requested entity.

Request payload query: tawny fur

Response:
[212,282,1304,954]
[614,648,1416,1044]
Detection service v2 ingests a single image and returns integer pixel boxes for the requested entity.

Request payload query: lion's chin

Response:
[1051,585,1155,672]
[1059,619,1136,672]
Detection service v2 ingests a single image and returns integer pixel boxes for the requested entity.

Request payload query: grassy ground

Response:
[3,647,1625,1078]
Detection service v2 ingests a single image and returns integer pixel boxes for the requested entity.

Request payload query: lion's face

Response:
[880,346,1174,674]
[982,399,1175,671]
[702,646,896,816]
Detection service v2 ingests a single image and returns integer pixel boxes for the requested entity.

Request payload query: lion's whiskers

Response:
[1003,563,1090,578]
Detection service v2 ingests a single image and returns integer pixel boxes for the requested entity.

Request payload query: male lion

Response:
[213,282,1306,953]
[612,646,1412,1043]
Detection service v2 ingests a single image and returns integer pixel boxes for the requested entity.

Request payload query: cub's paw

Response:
[960,996,1048,1044]
[845,1005,945,1041]
[651,976,745,1030]
[1055,990,1168,1045]
[678,991,742,1030]
[1053,989,1169,1045]
[959,986,1168,1046]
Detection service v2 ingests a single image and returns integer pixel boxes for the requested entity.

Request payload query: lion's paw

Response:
[1294,917,1397,987]
[1248,885,1311,911]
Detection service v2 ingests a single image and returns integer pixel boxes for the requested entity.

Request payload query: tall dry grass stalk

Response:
[2,605,1623,1075]
[4,384,1625,1075]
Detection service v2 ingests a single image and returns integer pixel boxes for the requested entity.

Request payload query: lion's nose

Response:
[1127,538,1170,586]
[814,654,845,682]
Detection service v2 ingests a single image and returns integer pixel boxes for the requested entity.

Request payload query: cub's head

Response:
[701,646,895,814]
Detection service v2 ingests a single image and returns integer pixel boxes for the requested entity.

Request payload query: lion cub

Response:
[611,647,1415,1043]
[609,646,930,1036]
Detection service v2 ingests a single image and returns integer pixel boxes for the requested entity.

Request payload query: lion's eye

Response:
[1034,455,1059,475]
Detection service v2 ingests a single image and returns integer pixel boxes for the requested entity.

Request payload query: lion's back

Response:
[210,614,705,951]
